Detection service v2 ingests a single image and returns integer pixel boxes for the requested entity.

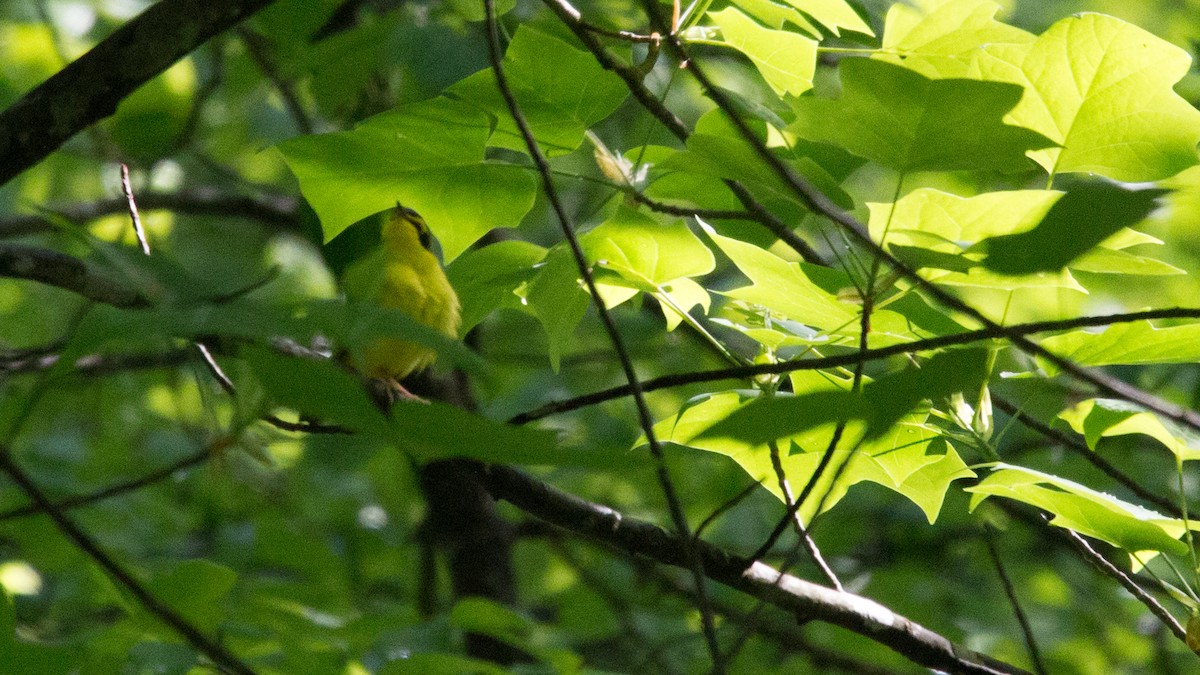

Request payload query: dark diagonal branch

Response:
[983,528,1048,675]
[480,2,724,667]
[0,446,212,523]
[0,0,279,187]
[992,395,1182,518]
[482,463,1030,675]
[0,444,257,674]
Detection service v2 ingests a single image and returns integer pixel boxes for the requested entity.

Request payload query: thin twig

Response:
[0,444,257,674]
[983,527,1049,675]
[0,189,299,238]
[236,27,314,134]
[540,0,827,265]
[992,395,1182,518]
[120,164,151,255]
[480,2,725,668]
[768,440,842,589]
[1055,517,1186,641]
[0,447,212,522]
[510,308,1200,425]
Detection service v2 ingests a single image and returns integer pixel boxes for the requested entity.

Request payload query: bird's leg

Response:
[387,378,430,405]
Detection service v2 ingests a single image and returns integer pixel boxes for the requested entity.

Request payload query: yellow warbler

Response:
[341,205,461,383]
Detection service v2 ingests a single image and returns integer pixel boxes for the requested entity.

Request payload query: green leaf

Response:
[277,97,536,261]
[448,26,628,155]
[710,7,818,97]
[790,58,1053,173]
[967,463,1192,563]
[730,0,820,35]
[974,13,1200,181]
[446,240,547,333]
[0,588,73,674]
[701,348,990,443]
[847,430,975,523]
[578,207,715,331]
[581,208,715,289]
[981,183,1167,275]
[1068,246,1184,276]
[1058,398,1200,463]
[143,560,237,634]
[381,654,507,675]
[867,188,1089,292]
[245,344,392,441]
[654,109,856,221]
[526,246,590,372]
[698,220,856,331]
[785,0,873,36]
[878,0,1034,78]
[659,393,971,524]
[658,277,712,331]
[1040,322,1200,373]
[390,400,587,467]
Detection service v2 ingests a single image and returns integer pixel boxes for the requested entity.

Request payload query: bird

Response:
[339,205,461,398]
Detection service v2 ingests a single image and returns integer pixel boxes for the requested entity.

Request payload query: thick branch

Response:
[0,243,147,307]
[0,189,299,238]
[483,463,1030,675]
[0,0,278,186]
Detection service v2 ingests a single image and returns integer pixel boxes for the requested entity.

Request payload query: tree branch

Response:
[0,444,256,674]
[0,0,279,187]
[511,307,1200,425]
[0,243,147,307]
[481,1,725,666]
[0,189,299,238]
[482,463,1031,675]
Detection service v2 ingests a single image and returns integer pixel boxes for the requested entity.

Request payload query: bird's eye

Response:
[417,226,434,251]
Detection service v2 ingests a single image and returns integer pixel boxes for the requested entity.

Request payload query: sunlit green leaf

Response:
[581,208,715,288]
[1058,398,1200,463]
[698,220,856,331]
[730,0,820,35]
[878,0,1034,78]
[786,0,873,36]
[710,7,818,97]
[967,463,1192,564]
[700,348,989,443]
[277,97,536,260]
[789,58,1053,172]
[1040,322,1200,372]
[974,13,1200,181]
[981,183,1167,275]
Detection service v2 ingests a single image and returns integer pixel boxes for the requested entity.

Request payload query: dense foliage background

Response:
[6,0,1200,673]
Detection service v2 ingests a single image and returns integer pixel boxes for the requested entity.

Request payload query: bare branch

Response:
[0,188,299,238]
[483,463,1031,675]
[0,243,147,307]
[0,0,279,187]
